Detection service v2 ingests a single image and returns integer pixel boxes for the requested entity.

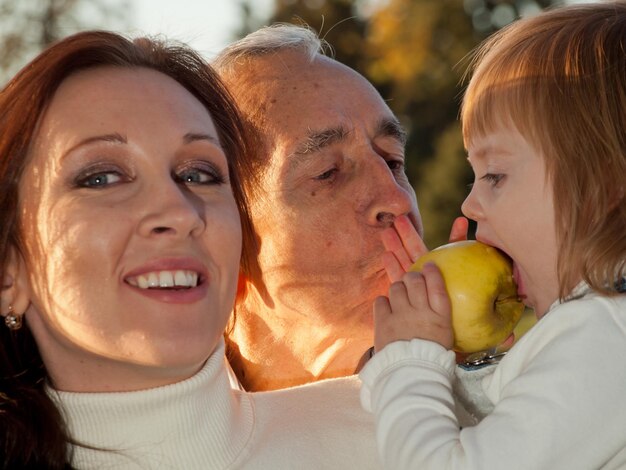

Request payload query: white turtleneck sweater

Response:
[360,287,626,469]
[48,340,381,469]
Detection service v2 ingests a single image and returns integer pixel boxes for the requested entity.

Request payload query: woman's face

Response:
[16,66,242,392]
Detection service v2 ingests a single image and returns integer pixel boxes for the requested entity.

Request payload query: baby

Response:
[360,3,626,469]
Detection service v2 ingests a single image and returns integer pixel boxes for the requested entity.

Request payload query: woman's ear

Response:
[1,247,31,320]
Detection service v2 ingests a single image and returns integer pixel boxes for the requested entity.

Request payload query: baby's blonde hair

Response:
[462,2,626,298]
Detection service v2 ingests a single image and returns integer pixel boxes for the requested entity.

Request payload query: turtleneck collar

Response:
[47,340,255,469]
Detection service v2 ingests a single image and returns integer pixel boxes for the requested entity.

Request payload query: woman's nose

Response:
[137,182,205,239]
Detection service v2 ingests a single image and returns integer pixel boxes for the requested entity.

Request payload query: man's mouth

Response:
[125,270,200,289]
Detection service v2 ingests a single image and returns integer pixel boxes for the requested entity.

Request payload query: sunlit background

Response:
[0,0,588,248]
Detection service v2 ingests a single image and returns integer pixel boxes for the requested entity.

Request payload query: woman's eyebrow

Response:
[182,132,221,146]
[61,132,127,161]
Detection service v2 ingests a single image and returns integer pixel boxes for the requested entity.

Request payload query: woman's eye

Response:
[481,173,505,187]
[314,168,338,181]
[76,171,123,188]
[176,164,224,186]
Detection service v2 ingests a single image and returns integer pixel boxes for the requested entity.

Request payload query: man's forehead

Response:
[259,58,386,113]
[239,51,399,159]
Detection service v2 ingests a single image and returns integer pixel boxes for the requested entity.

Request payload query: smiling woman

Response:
[0,30,381,470]
[0,31,250,467]
[20,64,244,387]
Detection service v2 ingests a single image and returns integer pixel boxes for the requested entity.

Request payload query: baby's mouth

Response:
[512,262,526,299]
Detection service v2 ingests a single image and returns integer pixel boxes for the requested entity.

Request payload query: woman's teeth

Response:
[126,270,199,289]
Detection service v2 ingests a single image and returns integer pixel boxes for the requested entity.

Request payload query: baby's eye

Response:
[481,173,505,187]
[76,171,123,188]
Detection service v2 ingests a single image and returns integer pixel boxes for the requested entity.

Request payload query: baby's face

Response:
[462,125,559,318]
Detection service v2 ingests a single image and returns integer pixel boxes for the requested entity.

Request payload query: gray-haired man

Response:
[215,25,462,392]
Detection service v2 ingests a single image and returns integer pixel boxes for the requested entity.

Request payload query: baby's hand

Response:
[374,263,454,352]
[382,216,468,283]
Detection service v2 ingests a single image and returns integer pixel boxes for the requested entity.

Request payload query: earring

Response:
[4,304,23,331]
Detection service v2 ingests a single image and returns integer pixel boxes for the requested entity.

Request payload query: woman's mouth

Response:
[125,270,200,289]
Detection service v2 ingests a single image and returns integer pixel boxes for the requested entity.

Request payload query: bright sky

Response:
[99,0,587,61]
[121,0,274,59]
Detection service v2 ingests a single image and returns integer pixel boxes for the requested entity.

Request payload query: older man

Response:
[215,25,462,391]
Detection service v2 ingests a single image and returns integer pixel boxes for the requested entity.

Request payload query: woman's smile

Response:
[123,257,209,304]
[125,270,200,289]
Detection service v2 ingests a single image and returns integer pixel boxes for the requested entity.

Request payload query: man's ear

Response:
[1,247,31,318]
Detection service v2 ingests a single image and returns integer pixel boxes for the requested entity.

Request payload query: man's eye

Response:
[314,168,338,181]
[76,171,123,188]
[387,160,405,172]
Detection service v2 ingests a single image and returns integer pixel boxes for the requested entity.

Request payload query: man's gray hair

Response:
[213,23,331,71]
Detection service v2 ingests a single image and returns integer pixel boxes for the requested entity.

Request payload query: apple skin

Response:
[410,240,524,353]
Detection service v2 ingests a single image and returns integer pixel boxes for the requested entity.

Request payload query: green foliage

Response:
[416,121,473,246]
[365,0,478,247]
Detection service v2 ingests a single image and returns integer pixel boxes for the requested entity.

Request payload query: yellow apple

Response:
[410,240,524,353]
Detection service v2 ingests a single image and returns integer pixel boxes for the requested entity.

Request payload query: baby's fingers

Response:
[420,263,451,318]
[402,271,430,312]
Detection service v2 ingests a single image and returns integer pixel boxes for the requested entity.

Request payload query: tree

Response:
[0,0,130,85]
[363,0,478,246]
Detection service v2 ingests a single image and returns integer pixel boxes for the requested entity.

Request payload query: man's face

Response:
[239,52,421,328]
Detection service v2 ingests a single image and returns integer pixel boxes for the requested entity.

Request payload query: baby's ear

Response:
[1,247,31,318]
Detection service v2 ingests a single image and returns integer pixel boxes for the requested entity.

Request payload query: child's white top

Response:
[360,286,626,469]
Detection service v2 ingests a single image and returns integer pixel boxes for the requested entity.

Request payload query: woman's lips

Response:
[125,279,209,304]
[123,258,209,304]
[125,269,199,289]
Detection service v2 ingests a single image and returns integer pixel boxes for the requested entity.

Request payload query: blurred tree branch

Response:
[0,0,130,84]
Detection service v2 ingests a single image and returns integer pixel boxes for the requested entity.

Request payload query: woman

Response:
[0,32,378,468]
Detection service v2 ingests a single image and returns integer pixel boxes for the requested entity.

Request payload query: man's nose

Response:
[365,159,414,228]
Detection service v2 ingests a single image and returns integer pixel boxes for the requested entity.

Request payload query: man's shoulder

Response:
[237,375,380,468]
[252,374,369,423]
